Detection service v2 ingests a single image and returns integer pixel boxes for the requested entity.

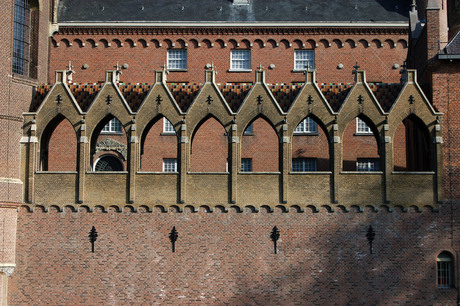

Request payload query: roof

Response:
[445,30,460,55]
[58,0,410,24]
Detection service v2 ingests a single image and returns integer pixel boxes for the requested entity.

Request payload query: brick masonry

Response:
[7,206,460,304]
[2,0,460,304]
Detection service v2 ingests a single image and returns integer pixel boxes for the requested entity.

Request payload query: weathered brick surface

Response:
[8,206,460,305]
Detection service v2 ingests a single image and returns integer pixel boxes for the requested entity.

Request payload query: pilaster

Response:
[382,121,392,203]
[230,123,238,203]
[77,118,87,203]
[281,123,289,203]
[128,121,138,203]
[179,121,188,203]
[434,120,444,203]
[332,121,340,203]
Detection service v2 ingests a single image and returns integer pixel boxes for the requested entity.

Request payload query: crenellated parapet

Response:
[21,67,443,212]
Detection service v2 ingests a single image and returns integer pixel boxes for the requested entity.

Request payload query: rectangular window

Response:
[163,118,175,134]
[356,158,380,171]
[356,118,372,134]
[294,50,315,71]
[241,158,252,172]
[292,158,317,172]
[294,118,318,134]
[13,0,31,75]
[102,118,122,133]
[231,50,251,71]
[163,158,177,172]
[167,49,187,70]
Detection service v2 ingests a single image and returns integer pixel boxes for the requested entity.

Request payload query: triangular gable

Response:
[85,71,134,134]
[236,70,285,131]
[338,71,386,127]
[288,71,335,113]
[34,71,84,135]
[389,70,441,126]
[136,71,184,134]
[186,70,234,132]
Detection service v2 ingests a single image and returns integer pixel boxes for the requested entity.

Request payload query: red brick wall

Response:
[141,117,177,172]
[431,64,460,201]
[241,118,279,172]
[8,206,459,304]
[342,118,380,171]
[190,117,228,172]
[393,121,408,170]
[50,32,409,84]
[47,118,77,171]
[291,119,330,171]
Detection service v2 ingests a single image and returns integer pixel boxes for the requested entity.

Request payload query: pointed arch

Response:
[140,115,178,172]
[39,114,77,171]
[190,115,229,172]
[393,114,432,171]
[241,115,279,172]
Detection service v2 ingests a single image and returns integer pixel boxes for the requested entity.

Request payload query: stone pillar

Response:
[332,122,340,203]
[25,121,37,204]
[230,123,238,204]
[77,119,87,203]
[382,122,392,203]
[179,122,188,203]
[281,123,289,203]
[128,122,138,204]
[434,121,444,203]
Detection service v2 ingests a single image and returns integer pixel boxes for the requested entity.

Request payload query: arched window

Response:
[13,0,31,75]
[437,252,454,288]
[94,155,123,171]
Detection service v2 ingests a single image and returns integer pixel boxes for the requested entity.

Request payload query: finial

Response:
[352,62,360,74]
[257,63,264,71]
[66,61,75,83]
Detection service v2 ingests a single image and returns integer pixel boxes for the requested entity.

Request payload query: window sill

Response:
[239,172,281,174]
[228,69,252,73]
[340,171,383,174]
[100,132,124,135]
[168,69,188,72]
[292,69,313,73]
[290,171,332,174]
[138,171,178,174]
[354,132,374,136]
[12,74,38,86]
[161,132,176,136]
[293,132,319,136]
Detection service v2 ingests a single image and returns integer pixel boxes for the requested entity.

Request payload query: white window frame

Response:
[356,118,372,134]
[163,158,177,172]
[163,118,175,134]
[292,158,317,172]
[294,118,318,134]
[230,50,251,71]
[241,158,252,172]
[294,50,315,71]
[167,49,187,70]
[356,158,380,171]
[102,118,122,133]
